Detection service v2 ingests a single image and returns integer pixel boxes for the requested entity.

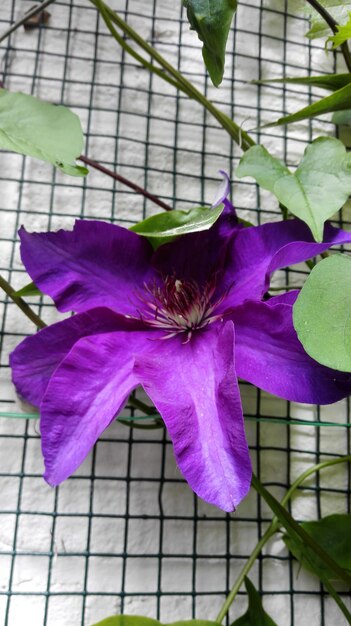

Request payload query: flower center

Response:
[134,276,224,341]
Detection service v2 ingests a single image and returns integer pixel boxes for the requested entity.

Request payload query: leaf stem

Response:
[251,474,351,616]
[280,454,351,509]
[89,0,255,152]
[268,285,302,291]
[0,274,46,328]
[215,525,276,623]
[79,155,173,212]
[216,455,351,623]
[305,0,351,72]
[0,0,56,44]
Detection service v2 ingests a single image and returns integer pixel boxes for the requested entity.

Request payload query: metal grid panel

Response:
[0,1,350,624]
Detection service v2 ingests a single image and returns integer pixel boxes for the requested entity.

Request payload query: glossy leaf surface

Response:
[130,204,224,246]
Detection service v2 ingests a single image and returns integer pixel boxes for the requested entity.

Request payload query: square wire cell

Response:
[0,1,350,625]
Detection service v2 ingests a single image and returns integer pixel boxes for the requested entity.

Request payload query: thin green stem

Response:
[0,274,46,328]
[0,0,56,44]
[127,396,159,416]
[91,1,183,93]
[269,285,303,291]
[305,258,315,270]
[216,455,351,623]
[215,526,276,623]
[252,472,351,586]
[322,577,351,624]
[118,417,164,430]
[280,454,351,509]
[251,474,351,620]
[90,0,255,151]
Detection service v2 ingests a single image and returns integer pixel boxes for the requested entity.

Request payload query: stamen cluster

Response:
[136,276,223,341]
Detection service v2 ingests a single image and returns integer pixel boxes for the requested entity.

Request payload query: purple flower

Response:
[10,183,351,511]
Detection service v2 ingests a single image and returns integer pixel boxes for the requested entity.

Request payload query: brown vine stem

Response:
[79,155,173,212]
[0,0,56,45]
[0,274,46,328]
[305,0,351,72]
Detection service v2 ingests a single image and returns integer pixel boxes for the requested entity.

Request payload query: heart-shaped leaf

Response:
[0,89,87,176]
[92,616,220,626]
[236,138,351,241]
[183,0,237,87]
[284,514,351,581]
[293,254,351,371]
[130,203,224,248]
[230,577,278,625]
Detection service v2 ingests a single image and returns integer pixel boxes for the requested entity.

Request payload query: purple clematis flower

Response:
[10,178,351,512]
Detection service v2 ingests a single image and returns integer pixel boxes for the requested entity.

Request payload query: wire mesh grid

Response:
[0,0,351,624]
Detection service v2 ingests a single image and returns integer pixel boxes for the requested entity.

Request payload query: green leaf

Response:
[92,617,220,626]
[254,73,351,92]
[130,204,224,247]
[332,108,351,124]
[236,138,351,241]
[332,111,351,148]
[293,254,351,371]
[303,0,351,40]
[0,89,87,176]
[14,281,42,298]
[283,514,351,581]
[327,12,351,47]
[230,577,278,626]
[252,475,351,622]
[57,163,89,177]
[251,474,351,588]
[270,81,351,126]
[183,0,237,87]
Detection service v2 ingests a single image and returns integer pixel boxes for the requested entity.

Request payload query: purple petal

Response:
[212,170,231,208]
[151,211,240,289]
[266,290,299,307]
[230,298,351,404]
[19,220,155,315]
[10,308,142,406]
[41,329,157,485]
[135,321,252,512]
[222,220,351,308]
